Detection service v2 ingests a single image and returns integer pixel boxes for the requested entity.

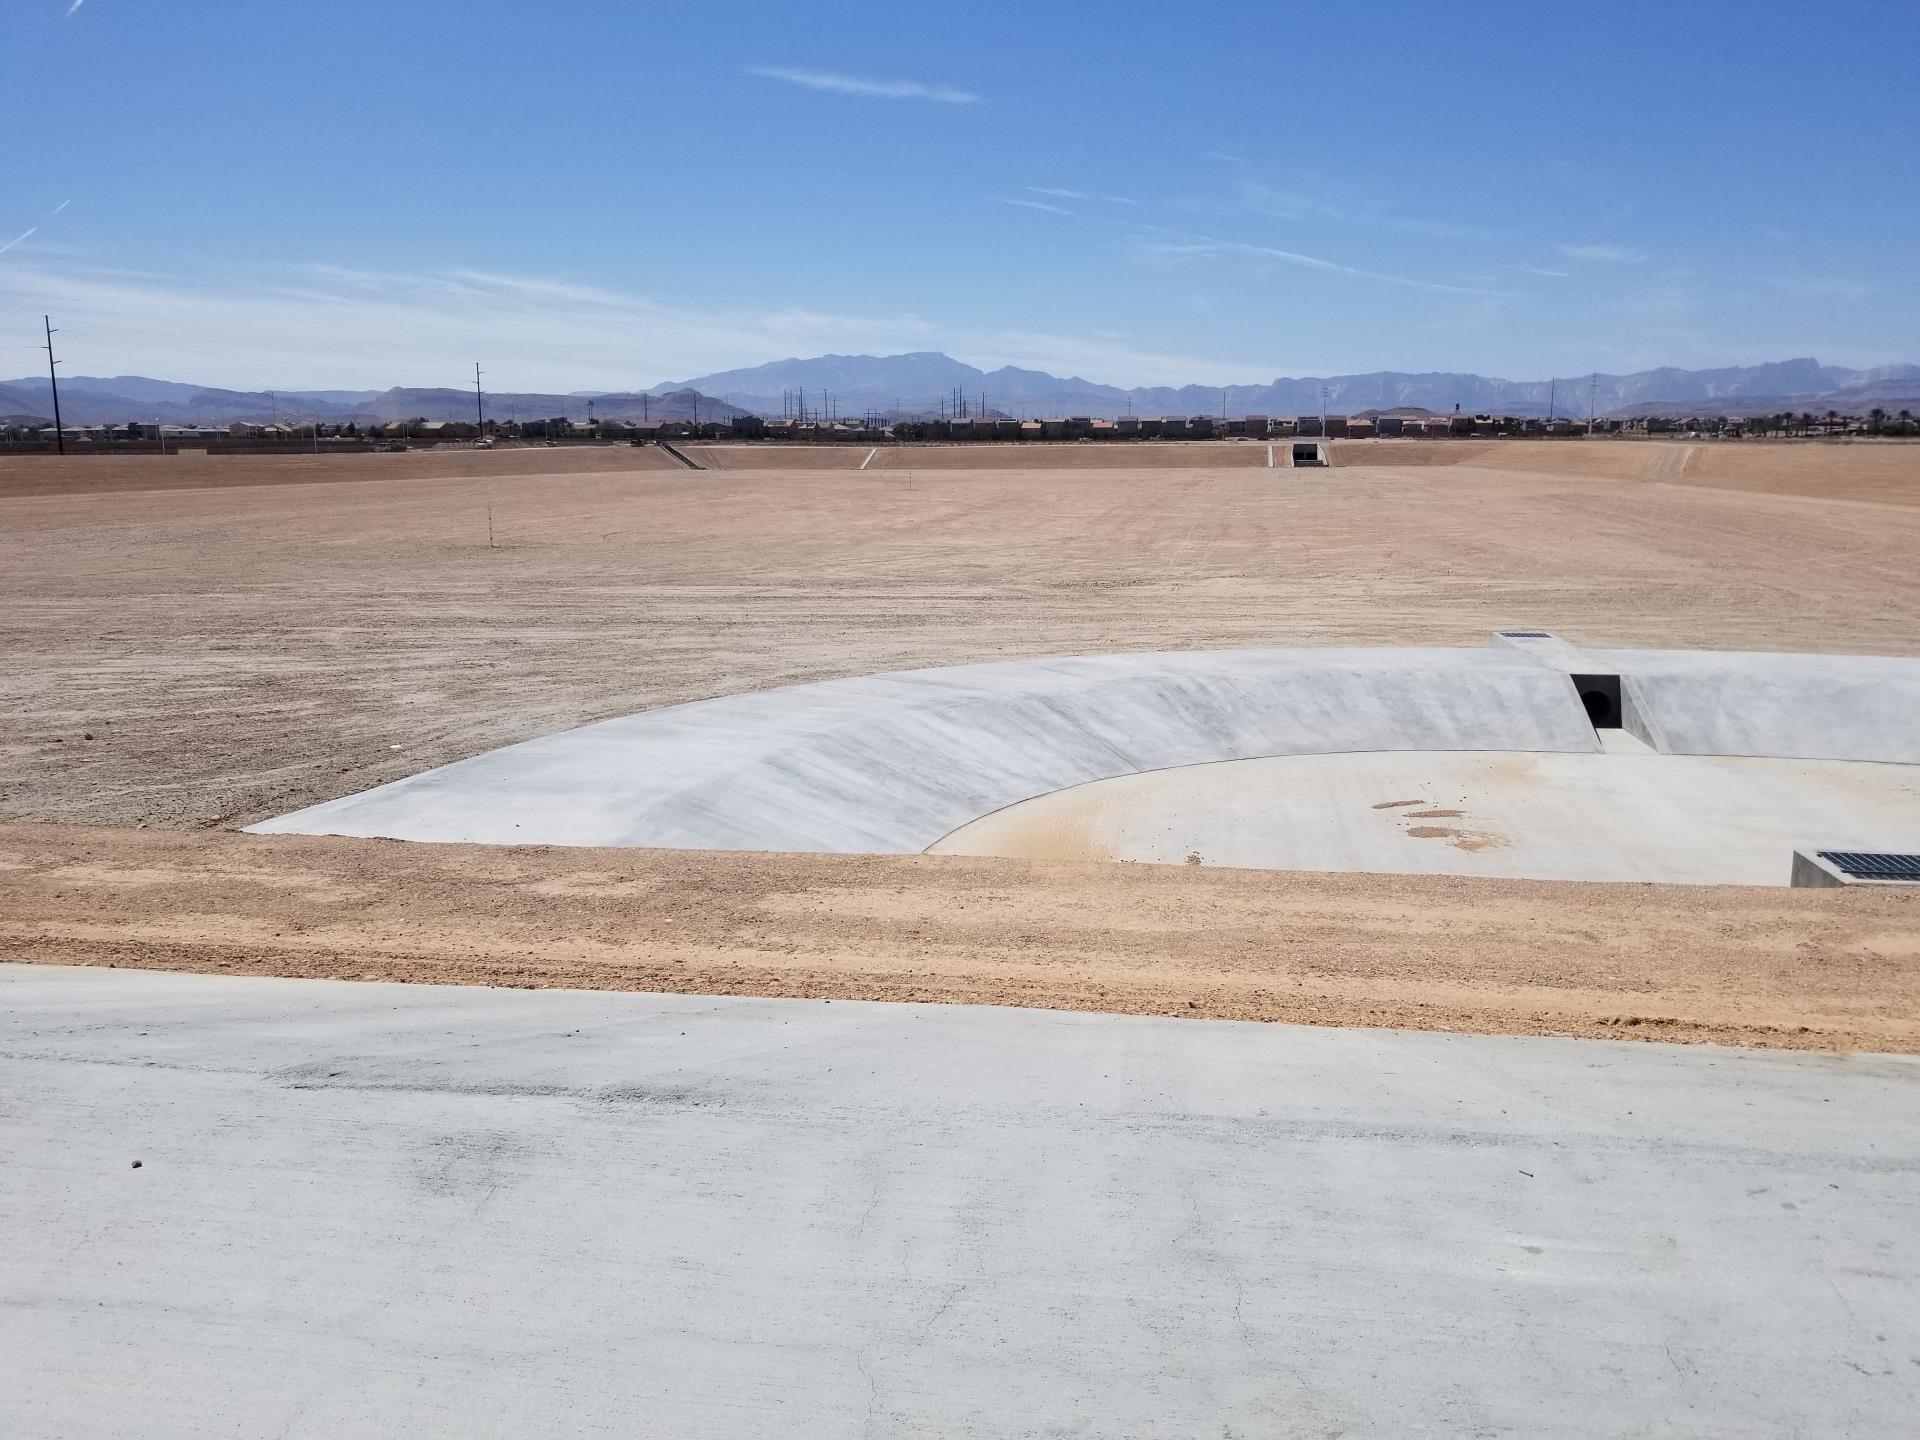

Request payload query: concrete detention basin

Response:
[250,637,1920,886]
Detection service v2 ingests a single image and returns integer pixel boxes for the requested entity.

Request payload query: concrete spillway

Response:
[249,638,1920,883]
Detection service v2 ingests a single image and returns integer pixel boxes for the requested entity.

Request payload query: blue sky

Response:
[3,0,1915,391]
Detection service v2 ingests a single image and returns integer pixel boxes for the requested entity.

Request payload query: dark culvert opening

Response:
[1572,673,1622,729]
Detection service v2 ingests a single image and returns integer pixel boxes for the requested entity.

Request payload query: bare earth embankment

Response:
[5,825,1917,1052]
[2,441,1917,1048]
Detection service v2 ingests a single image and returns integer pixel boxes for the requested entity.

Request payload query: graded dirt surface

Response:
[2,440,1917,1048]
[7,440,1919,832]
[5,824,1918,1053]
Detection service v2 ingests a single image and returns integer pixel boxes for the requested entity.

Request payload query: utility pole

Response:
[474,363,485,432]
[1319,384,1328,439]
[41,316,64,454]
[1547,378,1556,424]
[1588,373,1598,432]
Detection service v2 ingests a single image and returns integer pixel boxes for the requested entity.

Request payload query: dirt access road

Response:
[1,441,1916,1051]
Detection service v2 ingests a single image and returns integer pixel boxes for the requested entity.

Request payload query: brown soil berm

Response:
[4,824,1916,1053]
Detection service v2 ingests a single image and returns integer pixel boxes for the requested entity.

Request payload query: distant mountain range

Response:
[668,353,1920,421]
[0,377,744,428]
[5,355,1917,428]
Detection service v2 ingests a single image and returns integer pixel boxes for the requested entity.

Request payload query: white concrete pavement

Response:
[5,964,1919,1438]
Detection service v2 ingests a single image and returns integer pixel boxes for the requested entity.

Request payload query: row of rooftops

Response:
[10,413,1696,445]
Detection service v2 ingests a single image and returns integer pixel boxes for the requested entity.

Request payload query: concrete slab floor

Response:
[930,750,1920,884]
[4,965,1918,1439]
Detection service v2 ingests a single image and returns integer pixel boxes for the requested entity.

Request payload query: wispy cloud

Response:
[0,256,1275,392]
[994,196,1075,216]
[994,190,1508,297]
[1557,243,1649,263]
[1026,186,1136,206]
[1524,266,1572,279]
[1131,234,1512,295]
[0,199,71,259]
[744,66,981,104]
[1235,180,1492,243]
[1764,275,1871,302]
[65,0,86,14]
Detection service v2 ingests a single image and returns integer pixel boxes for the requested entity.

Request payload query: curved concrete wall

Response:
[1589,649,1920,765]
[250,648,1600,852]
[251,644,1920,854]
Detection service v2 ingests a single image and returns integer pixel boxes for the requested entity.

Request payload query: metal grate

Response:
[1500,631,1551,639]
[1818,851,1920,882]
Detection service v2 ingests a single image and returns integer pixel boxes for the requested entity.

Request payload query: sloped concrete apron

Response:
[248,641,1920,853]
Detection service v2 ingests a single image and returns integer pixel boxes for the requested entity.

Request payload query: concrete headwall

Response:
[1590,648,1920,765]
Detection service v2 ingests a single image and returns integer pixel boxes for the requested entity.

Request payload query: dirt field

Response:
[2,440,1916,1047]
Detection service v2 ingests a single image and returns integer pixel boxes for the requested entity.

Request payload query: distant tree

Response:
[1868,408,1888,433]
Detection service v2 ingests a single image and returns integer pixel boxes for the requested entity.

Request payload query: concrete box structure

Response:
[1790,849,1920,887]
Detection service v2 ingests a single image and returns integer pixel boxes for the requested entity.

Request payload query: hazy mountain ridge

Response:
[0,378,743,427]
[8,355,1918,427]
[669,353,1920,419]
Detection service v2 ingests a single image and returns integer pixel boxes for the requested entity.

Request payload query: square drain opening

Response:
[1571,673,1621,729]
